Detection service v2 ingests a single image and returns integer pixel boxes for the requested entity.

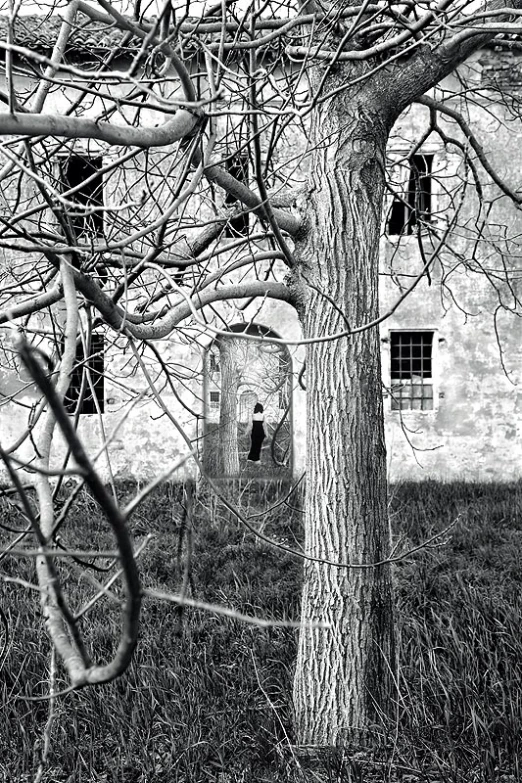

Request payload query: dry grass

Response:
[0,479,521,781]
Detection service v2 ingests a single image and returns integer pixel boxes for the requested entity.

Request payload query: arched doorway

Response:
[203,324,292,478]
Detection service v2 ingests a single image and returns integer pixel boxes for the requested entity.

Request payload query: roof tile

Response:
[0,13,135,54]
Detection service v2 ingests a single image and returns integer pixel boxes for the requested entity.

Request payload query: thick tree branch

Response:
[201,157,302,236]
[32,259,90,684]
[41,264,293,340]
[18,338,142,688]
[0,284,63,324]
[386,0,522,112]
[0,110,199,148]
[123,281,294,340]
[167,280,294,328]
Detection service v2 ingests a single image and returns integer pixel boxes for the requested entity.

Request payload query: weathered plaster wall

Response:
[379,269,522,481]
[0,329,202,484]
[380,59,522,480]
[1,50,521,486]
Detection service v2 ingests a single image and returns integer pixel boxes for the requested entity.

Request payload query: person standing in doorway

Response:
[247,403,265,462]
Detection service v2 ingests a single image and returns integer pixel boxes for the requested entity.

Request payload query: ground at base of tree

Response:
[0,479,521,782]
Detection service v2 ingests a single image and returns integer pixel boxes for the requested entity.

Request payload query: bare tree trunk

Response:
[218,337,240,476]
[292,88,396,746]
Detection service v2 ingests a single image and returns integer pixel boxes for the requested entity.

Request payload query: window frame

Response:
[209,351,220,373]
[386,152,435,237]
[385,328,439,414]
[57,152,105,240]
[209,390,221,409]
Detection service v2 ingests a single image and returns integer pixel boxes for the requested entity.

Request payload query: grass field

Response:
[0,479,521,782]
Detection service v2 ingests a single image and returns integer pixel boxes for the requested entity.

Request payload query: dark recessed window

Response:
[225,152,249,237]
[390,331,433,411]
[209,352,220,373]
[388,154,433,235]
[64,333,105,415]
[61,155,104,237]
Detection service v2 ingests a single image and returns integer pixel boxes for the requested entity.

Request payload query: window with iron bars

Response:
[390,331,434,411]
[209,391,220,409]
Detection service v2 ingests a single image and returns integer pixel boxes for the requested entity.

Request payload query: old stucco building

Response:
[0,14,521,484]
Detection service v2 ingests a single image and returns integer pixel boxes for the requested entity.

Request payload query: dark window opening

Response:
[209,390,220,409]
[390,331,433,411]
[64,333,105,415]
[61,155,104,237]
[225,153,249,237]
[209,352,220,373]
[388,154,433,235]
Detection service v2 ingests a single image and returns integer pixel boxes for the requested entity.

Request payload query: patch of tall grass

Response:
[0,480,520,781]
[393,480,522,781]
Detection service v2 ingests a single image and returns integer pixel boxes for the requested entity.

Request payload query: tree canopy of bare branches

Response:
[0,0,522,750]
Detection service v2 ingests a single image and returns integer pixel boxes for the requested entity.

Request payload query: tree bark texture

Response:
[292,79,396,747]
[218,337,241,476]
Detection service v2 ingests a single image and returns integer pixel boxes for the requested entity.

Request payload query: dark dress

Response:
[247,419,265,462]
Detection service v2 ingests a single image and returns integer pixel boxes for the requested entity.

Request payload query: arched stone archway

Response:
[203,324,292,478]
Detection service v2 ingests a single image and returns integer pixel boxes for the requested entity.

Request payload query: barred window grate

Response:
[209,391,220,409]
[390,331,434,411]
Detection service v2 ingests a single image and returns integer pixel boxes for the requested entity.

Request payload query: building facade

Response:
[0,15,521,484]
